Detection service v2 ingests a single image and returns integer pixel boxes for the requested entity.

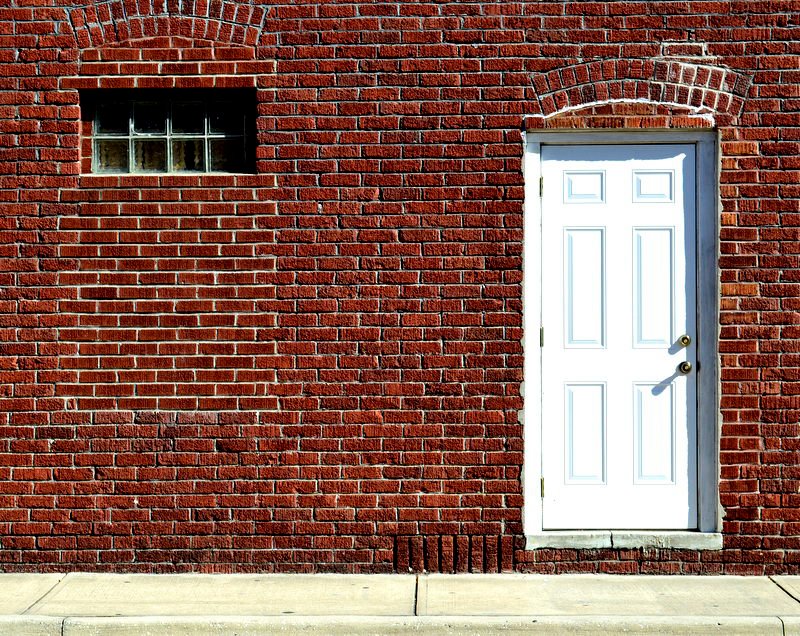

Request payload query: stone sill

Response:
[526,531,723,551]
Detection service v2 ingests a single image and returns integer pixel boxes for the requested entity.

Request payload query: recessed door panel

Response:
[633,170,674,202]
[564,171,605,203]
[634,383,675,484]
[633,228,674,348]
[565,229,605,348]
[565,383,606,483]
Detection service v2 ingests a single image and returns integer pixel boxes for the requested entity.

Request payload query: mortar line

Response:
[20,574,70,615]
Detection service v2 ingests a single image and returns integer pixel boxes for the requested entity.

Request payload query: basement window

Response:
[81,89,255,174]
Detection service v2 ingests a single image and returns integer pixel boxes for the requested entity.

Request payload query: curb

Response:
[0,615,784,636]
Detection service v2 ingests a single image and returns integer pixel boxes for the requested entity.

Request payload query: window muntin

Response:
[88,91,253,174]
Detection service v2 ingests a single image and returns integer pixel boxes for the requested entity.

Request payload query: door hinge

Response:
[539,326,544,347]
[540,477,545,498]
[539,176,543,197]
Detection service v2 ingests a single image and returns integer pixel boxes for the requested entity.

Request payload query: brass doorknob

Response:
[679,334,691,347]
[678,361,692,374]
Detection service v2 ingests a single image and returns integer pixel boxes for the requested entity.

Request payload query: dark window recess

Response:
[82,89,256,174]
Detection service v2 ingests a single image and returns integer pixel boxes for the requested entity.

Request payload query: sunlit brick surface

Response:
[1,0,798,574]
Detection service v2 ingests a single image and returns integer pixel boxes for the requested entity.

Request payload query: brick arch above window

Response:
[530,59,753,126]
[67,0,268,49]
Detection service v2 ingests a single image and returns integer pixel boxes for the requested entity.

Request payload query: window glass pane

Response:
[87,91,254,174]
[134,139,167,172]
[172,102,205,134]
[209,102,244,135]
[133,102,167,134]
[172,139,205,172]
[96,104,129,135]
[95,139,129,172]
[209,138,245,172]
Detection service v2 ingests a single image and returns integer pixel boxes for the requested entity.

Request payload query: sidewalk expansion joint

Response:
[20,574,67,616]
[770,576,800,606]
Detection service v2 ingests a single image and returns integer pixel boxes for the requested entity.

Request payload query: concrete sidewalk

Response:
[4,573,800,635]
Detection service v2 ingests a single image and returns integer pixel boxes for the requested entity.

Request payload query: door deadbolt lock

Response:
[678,361,693,374]
[679,334,692,347]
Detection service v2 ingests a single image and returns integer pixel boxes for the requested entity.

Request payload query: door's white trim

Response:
[522,130,720,537]
[522,135,544,534]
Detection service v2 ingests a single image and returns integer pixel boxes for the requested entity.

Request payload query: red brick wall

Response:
[1,0,798,573]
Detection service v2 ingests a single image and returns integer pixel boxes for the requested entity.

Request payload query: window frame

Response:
[82,89,256,175]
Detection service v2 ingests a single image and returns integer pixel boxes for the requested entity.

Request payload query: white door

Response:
[541,144,697,530]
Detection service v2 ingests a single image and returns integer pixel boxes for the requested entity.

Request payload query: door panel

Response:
[633,228,674,347]
[564,229,605,347]
[541,144,697,530]
[634,382,675,484]
[565,383,606,484]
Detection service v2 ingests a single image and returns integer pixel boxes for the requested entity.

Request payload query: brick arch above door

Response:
[529,59,753,127]
[525,101,717,132]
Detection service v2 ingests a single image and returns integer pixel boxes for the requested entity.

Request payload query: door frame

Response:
[522,130,720,535]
